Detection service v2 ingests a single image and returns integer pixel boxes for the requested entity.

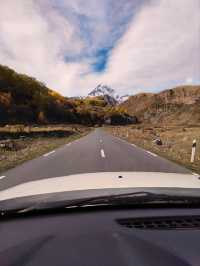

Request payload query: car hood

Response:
[0,171,199,202]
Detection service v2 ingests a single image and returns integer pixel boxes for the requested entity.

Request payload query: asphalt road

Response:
[0,129,191,190]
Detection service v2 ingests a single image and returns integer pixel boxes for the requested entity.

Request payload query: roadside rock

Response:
[153,138,163,145]
[0,140,26,151]
[0,155,6,161]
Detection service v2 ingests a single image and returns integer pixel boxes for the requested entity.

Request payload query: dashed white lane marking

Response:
[100,139,103,143]
[43,150,55,157]
[0,176,6,180]
[192,172,199,177]
[147,151,157,157]
[101,149,106,158]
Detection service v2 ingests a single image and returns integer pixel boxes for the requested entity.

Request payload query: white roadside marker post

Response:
[191,139,196,163]
[127,131,129,138]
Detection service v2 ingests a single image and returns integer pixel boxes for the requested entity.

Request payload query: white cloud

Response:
[0,0,199,96]
[101,0,200,94]
[0,0,85,95]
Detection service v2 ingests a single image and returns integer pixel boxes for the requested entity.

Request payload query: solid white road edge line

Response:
[114,135,159,158]
[113,135,137,147]
[0,176,6,180]
[43,150,55,157]
[147,151,157,157]
[101,149,106,158]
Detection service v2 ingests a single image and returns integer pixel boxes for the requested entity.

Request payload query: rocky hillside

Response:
[120,85,200,125]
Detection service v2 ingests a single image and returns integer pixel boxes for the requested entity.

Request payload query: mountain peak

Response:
[88,84,129,104]
[88,84,115,98]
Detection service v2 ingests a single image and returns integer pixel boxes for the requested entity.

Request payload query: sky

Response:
[0,0,200,96]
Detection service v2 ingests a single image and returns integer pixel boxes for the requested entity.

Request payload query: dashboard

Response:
[1,207,200,266]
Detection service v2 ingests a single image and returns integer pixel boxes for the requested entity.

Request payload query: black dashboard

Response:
[1,207,200,266]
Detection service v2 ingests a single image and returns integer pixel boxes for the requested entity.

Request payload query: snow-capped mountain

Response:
[88,84,129,104]
[117,94,130,103]
[88,84,116,98]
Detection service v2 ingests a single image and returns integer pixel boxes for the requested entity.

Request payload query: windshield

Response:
[0,0,200,209]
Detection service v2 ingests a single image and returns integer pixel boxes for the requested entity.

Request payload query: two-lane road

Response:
[0,129,191,191]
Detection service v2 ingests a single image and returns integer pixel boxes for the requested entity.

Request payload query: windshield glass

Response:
[0,0,200,208]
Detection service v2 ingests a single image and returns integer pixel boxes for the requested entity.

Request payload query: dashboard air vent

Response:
[117,216,200,230]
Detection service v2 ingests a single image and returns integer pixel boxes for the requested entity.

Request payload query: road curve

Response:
[0,128,190,191]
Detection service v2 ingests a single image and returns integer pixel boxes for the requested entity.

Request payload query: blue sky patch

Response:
[91,47,111,72]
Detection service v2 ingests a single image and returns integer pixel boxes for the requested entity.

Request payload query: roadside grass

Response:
[0,126,91,174]
[105,125,200,174]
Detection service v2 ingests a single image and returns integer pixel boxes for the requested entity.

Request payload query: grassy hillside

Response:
[120,85,200,126]
[0,64,78,124]
[0,65,135,126]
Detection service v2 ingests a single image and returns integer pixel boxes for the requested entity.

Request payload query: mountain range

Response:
[88,83,200,126]
[1,64,200,126]
[0,65,134,126]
